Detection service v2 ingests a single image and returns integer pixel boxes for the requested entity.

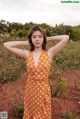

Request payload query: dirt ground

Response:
[0,68,80,119]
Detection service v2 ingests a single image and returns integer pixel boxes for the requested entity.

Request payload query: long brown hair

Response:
[27,25,47,51]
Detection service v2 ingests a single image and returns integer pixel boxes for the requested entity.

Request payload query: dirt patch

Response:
[0,68,80,119]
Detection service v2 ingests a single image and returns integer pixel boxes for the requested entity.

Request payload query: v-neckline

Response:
[31,50,44,68]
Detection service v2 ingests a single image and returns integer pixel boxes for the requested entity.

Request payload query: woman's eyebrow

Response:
[32,34,42,36]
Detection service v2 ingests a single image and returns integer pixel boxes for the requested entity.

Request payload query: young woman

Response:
[3,25,69,119]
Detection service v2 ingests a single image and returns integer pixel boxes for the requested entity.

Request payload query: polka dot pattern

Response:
[23,50,52,119]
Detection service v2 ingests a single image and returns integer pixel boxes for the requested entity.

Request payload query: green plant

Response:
[0,45,26,83]
[61,111,76,119]
[50,77,67,97]
[14,104,24,119]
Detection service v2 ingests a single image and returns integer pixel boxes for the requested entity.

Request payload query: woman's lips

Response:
[36,43,40,44]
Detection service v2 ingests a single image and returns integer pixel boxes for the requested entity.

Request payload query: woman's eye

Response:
[32,36,36,38]
[33,36,36,38]
[39,36,42,38]
[32,36,42,38]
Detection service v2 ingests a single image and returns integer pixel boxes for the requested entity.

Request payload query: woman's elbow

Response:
[3,42,7,47]
[3,42,9,48]
[65,35,70,41]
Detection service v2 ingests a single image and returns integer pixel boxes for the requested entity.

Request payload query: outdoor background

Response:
[0,0,80,119]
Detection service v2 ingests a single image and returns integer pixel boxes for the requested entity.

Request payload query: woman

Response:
[3,25,69,119]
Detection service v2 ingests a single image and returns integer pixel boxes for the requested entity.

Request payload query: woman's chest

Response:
[26,51,51,69]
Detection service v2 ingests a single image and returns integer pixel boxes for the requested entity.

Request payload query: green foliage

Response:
[61,109,80,119]
[0,44,26,83]
[0,20,80,41]
[48,40,80,81]
[14,104,24,119]
[16,29,27,38]
[10,29,17,37]
[61,111,76,119]
[72,27,80,41]
[53,41,80,69]
[54,23,66,35]
[50,77,67,97]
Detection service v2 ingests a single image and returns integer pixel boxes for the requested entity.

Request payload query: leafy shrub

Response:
[50,77,67,97]
[14,104,24,119]
[61,111,76,119]
[0,46,26,83]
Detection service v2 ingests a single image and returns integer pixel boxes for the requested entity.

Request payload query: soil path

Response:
[0,68,80,119]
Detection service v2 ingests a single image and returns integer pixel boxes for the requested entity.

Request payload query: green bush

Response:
[61,111,76,119]
[53,41,80,69]
[50,77,67,97]
[0,45,26,83]
[14,104,24,119]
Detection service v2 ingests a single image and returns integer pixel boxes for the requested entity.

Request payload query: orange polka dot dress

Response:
[23,50,52,119]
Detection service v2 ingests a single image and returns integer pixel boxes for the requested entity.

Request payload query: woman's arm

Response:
[3,40,30,59]
[47,35,69,42]
[47,35,69,59]
[3,40,30,47]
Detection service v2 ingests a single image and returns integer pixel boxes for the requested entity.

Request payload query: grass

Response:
[50,77,67,97]
[48,40,80,79]
[0,44,26,83]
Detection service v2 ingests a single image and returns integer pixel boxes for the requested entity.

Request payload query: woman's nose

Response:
[36,38,39,41]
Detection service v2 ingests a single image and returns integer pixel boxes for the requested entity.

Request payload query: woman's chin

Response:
[35,45,42,48]
[34,44,41,47]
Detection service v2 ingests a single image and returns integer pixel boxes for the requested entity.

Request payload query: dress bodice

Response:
[26,50,51,81]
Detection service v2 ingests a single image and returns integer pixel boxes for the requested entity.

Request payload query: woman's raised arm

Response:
[3,40,30,59]
[47,35,69,59]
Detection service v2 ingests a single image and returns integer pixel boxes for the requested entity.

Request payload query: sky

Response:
[0,0,80,26]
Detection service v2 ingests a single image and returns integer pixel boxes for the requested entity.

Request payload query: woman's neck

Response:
[33,48,43,53]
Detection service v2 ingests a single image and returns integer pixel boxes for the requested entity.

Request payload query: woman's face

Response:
[31,30,44,48]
